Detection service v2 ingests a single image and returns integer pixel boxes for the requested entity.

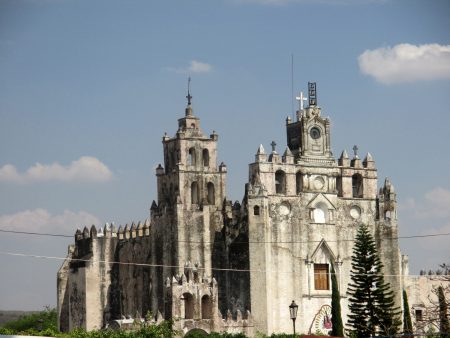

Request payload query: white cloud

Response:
[0,156,113,184]
[188,60,212,73]
[399,187,450,271]
[358,43,450,84]
[401,187,450,219]
[166,60,213,74]
[0,208,100,234]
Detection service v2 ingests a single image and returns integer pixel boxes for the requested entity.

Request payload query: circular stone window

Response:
[279,202,291,216]
[350,205,361,219]
[310,127,321,139]
[314,176,325,190]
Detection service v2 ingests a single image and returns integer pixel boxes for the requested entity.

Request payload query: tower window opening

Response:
[188,148,196,166]
[254,205,260,216]
[336,176,343,197]
[352,173,363,198]
[201,295,212,319]
[183,293,194,319]
[313,202,328,223]
[385,210,392,220]
[314,263,330,290]
[415,309,423,321]
[275,170,286,194]
[191,182,199,204]
[296,172,303,194]
[203,149,209,167]
[207,182,215,205]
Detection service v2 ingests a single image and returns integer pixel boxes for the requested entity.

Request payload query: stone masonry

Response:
[57,82,445,336]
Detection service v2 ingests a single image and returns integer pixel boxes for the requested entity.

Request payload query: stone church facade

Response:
[58,83,431,336]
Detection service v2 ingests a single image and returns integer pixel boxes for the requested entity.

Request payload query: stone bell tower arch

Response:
[151,79,227,282]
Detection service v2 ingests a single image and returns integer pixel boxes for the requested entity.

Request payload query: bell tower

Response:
[152,79,227,278]
[286,82,333,163]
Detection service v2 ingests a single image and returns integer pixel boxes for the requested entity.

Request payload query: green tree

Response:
[330,264,344,337]
[438,286,449,338]
[0,306,57,335]
[347,224,401,337]
[403,289,413,335]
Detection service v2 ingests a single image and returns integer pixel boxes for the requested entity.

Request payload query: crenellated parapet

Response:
[73,219,151,244]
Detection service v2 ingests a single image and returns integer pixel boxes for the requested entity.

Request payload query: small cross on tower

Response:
[295,91,308,111]
[271,141,277,152]
[353,145,359,158]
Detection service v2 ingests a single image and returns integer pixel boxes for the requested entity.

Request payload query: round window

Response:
[310,127,321,139]
[350,206,361,219]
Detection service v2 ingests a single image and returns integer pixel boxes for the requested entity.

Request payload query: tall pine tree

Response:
[347,224,401,337]
[331,264,344,337]
[403,289,413,336]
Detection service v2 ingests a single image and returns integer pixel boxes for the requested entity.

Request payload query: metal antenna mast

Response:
[291,54,294,120]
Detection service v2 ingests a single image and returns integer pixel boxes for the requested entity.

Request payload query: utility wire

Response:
[0,228,449,244]
[0,229,72,238]
[0,250,447,278]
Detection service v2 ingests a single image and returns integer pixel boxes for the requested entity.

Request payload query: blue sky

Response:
[0,0,449,310]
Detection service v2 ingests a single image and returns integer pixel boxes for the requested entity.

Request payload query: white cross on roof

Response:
[295,91,308,111]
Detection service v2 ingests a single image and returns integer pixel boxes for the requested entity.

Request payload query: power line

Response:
[0,250,447,278]
[0,228,449,244]
[0,229,72,238]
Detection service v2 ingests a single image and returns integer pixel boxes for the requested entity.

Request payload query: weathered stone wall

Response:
[57,98,432,337]
[403,272,449,333]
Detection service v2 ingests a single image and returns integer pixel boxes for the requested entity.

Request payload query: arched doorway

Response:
[185,328,209,337]
[183,292,194,319]
[201,295,212,319]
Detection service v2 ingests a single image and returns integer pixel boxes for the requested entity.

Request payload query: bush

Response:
[0,306,58,336]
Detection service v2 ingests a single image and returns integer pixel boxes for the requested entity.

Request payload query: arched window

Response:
[352,174,363,198]
[385,210,392,220]
[191,182,199,204]
[314,264,330,290]
[296,172,303,194]
[313,202,328,223]
[336,176,343,197]
[253,205,260,216]
[183,293,194,319]
[202,149,209,167]
[207,182,215,205]
[188,147,196,166]
[275,170,286,194]
[201,295,212,319]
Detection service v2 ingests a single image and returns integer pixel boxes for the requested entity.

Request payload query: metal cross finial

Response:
[295,91,308,111]
[353,145,359,157]
[186,77,192,106]
[271,141,277,152]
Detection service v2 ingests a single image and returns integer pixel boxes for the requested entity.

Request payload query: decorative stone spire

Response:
[339,149,349,166]
[257,144,265,155]
[363,152,375,169]
[282,147,294,164]
[185,77,193,116]
[384,177,395,194]
[255,144,267,162]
